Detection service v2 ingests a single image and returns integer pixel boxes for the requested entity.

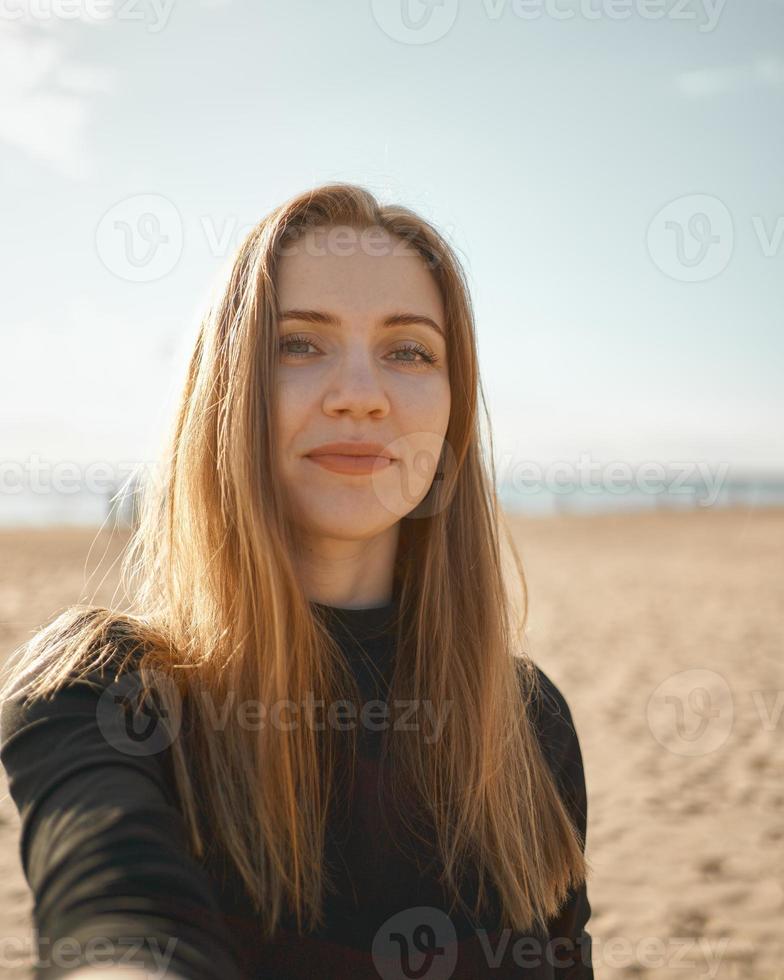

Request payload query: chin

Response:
[297,500,399,541]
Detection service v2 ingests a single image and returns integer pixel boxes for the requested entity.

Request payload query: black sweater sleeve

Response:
[0,661,244,980]
[531,665,595,980]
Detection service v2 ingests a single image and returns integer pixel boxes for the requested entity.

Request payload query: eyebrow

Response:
[277,308,445,340]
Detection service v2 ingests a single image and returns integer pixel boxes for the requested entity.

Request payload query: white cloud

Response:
[754,56,784,86]
[0,22,114,179]
[677,56,784,98]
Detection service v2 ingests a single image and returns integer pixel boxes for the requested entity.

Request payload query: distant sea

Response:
[0,485,140,528]
[2,473,783,527]
[498,473,784,517]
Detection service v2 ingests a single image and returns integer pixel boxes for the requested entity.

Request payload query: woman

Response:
[0,183,594,979]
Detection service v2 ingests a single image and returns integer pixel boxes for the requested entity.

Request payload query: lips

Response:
[306,441,396,460]
[304,442,397,476]
[306,454,394,475]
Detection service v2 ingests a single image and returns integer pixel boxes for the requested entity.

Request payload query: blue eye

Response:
[278,335,439,368]
[390,343,439,367]
[279,334,317,357]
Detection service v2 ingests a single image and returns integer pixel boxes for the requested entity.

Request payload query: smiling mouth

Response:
[305,454,396,475]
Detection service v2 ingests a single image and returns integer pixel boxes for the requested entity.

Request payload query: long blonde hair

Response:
[0,183,589,939]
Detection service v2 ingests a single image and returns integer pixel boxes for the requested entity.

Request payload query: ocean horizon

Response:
[2,471,783,528]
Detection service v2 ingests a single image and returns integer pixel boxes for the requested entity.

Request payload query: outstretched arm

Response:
[0,665,243,980]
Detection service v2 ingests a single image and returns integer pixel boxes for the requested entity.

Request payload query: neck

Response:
[293,523,400,609]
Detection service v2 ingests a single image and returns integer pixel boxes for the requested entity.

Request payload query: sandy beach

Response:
[0,507,781,979]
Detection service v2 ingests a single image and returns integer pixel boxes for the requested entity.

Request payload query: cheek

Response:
[394,374,450,433]
[392,378,451,480]
[275,374,313,435]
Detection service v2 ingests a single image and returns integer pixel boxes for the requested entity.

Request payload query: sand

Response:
[0,508,781,979]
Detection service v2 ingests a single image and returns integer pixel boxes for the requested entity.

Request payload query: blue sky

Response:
[2,0,783,496]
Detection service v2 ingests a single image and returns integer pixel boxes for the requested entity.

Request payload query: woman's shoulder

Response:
[530,662,579,733]
[0,614,186,861]
[515,658,589,845]
[515,659,587,786]
[0,615,165,764]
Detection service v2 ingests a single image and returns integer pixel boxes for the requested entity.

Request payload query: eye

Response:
[278,335,440,368]
[279,333,320,358]
[388,343,439,368]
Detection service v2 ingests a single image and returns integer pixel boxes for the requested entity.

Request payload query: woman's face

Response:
[273,225,451,543]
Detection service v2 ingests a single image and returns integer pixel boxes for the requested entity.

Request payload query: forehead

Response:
[274,226,444,320]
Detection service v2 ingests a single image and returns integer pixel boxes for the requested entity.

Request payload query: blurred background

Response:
[1,1,782,978]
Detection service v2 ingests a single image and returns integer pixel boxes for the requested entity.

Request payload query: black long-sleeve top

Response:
[0,598,594,979]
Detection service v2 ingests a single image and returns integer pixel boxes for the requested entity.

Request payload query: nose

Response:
[321,346,390,419]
